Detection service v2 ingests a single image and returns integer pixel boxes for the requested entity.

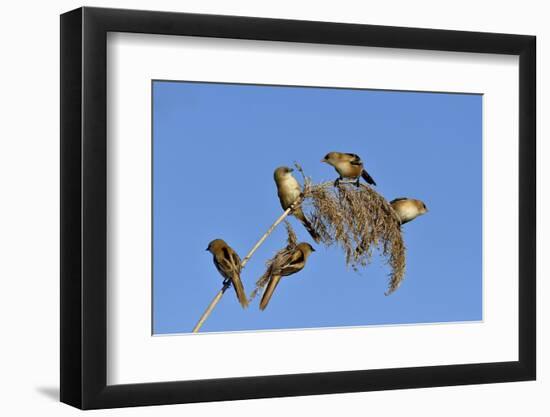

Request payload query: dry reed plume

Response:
[295,163,406,295]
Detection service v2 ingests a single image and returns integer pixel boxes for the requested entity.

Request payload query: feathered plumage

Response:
[390,198,428,225]
[259,242,315,310]
[274,166,321,242]
[206,239,248,308]
[321,152,376,186]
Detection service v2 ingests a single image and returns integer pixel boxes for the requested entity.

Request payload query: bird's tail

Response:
[260,275,281,311]
[294,208,321,243]
[232,274,249,308]
[361,169,377,186]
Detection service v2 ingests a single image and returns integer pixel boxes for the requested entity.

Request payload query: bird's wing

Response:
[228,247,242,273]
[269,249,294,274]
[214,247,237,280]
[279,249,306,277]
[345,153,363,165]
[219,247,247,307]
[390,197,408,204]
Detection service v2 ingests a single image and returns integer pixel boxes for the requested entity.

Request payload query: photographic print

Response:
[61,8,535,408]
[152,80,482,334]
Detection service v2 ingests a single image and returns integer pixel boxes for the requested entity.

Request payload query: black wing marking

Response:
[279,250,305,277]
[214,246,235,281]
[345,153,363,165]
[222,246,232,262]
[229,249,242,273]
[390,197,408,204]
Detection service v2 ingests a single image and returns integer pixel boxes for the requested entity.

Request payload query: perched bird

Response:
[260,242,316,310]
[273,166,321,242]
[321,152,376,186]
[206,239,248,308]
[390,198,428,225]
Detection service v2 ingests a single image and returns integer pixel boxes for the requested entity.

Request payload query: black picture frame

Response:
[60,6,536,410]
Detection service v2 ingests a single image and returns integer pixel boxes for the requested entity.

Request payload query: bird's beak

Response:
[289,168,294,172]
[311,247,316,252]
[205,248,209,251]
[320,159,327,163]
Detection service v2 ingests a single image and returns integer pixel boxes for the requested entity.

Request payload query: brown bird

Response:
[206,239,248,308]
[273,166,321,242]
[260,242,316,310]
[390,198,428,225]
[321,152,376,186]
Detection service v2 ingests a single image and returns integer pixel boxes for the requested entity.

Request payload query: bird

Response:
[206,239,248,308]
[259,242,316,310]
[273,166,321,242]
[390,198,428,225]
[321,152,376,186]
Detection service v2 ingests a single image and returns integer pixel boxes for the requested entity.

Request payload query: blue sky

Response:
[152,80,482,334]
